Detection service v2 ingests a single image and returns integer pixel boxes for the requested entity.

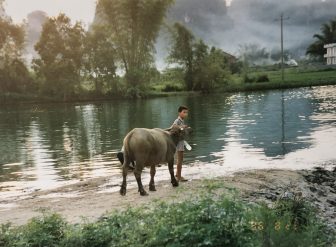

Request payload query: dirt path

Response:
[1,167,335,229]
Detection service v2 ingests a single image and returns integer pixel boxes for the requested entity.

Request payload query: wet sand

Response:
[1,166,335,230]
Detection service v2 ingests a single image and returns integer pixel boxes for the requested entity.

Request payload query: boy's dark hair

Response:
[178,105,188,113]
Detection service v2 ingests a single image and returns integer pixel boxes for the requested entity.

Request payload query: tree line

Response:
[1,0,335,100]
[0,0,242,100]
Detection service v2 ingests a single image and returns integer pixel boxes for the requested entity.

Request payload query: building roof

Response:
[324,43,336,48]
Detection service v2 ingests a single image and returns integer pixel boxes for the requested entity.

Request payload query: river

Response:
[0,85,335,198]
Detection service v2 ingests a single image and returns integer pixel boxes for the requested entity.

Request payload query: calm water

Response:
[1,86,336,197]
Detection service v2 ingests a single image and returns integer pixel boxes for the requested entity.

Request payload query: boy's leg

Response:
[175,151,184,180]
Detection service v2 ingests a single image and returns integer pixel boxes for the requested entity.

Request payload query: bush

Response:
[0,223,12,247]
[162,83,183,92]
[13,212,67,247]
[256,74,269,83]
[244,74,256,83]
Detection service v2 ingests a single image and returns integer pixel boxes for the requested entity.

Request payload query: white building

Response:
[324,43,336,65]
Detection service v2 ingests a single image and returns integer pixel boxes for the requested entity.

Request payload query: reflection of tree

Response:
[233,89,317,157]
[184,94,233,163]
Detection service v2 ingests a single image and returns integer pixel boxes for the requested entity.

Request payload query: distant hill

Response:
[24,10,48,63]
[0,0,10,21]
[17,0,336,66]
[93,0,336,61]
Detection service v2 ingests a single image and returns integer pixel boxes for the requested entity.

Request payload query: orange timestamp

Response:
[249,220,299,232]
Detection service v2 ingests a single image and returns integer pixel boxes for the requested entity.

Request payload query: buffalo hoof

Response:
[139,189,148,196]
[171,180,179,187]
[149,184,156,191]
[120,186,126,196]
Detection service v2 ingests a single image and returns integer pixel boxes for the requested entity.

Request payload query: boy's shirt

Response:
[173,116,185,151]
[173,116,184,126]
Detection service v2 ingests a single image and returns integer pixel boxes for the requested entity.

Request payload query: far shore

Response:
[1,79,336,106]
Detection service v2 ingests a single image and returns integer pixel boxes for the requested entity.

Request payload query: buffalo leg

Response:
[134,165,148,196]
[120,157,130,196]
[168,160,179,187]
[149,166,156,191]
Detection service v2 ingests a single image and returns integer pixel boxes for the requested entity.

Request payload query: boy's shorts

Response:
[176,140,184,152]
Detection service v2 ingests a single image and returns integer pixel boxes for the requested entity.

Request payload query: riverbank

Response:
[1,67,336,105]
[218,77,336,93]
[1,166,335,229]
[1,166,335,246]
[0,91,200,105]
[1,80,336,106]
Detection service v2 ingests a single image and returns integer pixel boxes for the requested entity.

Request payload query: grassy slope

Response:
[218,68,336,93]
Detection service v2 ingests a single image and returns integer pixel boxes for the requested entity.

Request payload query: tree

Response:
[193,43,231,92]
[168,22,195,90]
[168,23,231,92]
[0,17,31,93]
[33,14,85,100]
[306,18,336,61]
[84,26,117,95]
[96,0,174,96]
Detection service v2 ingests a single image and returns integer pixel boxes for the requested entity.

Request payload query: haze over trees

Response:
[24,11,48,60]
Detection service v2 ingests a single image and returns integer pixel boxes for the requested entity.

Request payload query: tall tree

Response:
[33,14,85,100]
[306,18,336,61]
[96,0,174,95]
[83,26,117,95]
[0,17,30,93]
[168,22,195,90]
[168,23,231,92]
[193,42,231,92]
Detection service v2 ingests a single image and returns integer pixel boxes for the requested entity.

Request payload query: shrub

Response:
[244,74,256,83]
[256,74,270,83]
[162,83,183,92]
[14,212,67,247]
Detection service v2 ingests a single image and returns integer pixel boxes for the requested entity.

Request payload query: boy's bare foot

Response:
[175,176,188,182]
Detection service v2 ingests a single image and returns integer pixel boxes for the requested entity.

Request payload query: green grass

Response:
[218,67,336,93]
[251,68,336,83]
[1,182,334,247]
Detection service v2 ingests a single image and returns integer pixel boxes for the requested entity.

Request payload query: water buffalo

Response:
[120,125,192,196]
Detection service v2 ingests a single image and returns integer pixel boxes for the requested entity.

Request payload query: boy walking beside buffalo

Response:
[173,105,189,182]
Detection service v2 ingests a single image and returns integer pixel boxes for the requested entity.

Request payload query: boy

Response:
[173,105,189,182]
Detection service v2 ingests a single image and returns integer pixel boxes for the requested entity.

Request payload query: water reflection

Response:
[0,85,335,197]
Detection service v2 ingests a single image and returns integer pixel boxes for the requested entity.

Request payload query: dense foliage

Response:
[168,23,236,92]
[0,18,32,93]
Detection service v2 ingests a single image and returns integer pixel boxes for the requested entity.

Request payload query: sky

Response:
[4,0,97,26]
[3,0,232,26]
